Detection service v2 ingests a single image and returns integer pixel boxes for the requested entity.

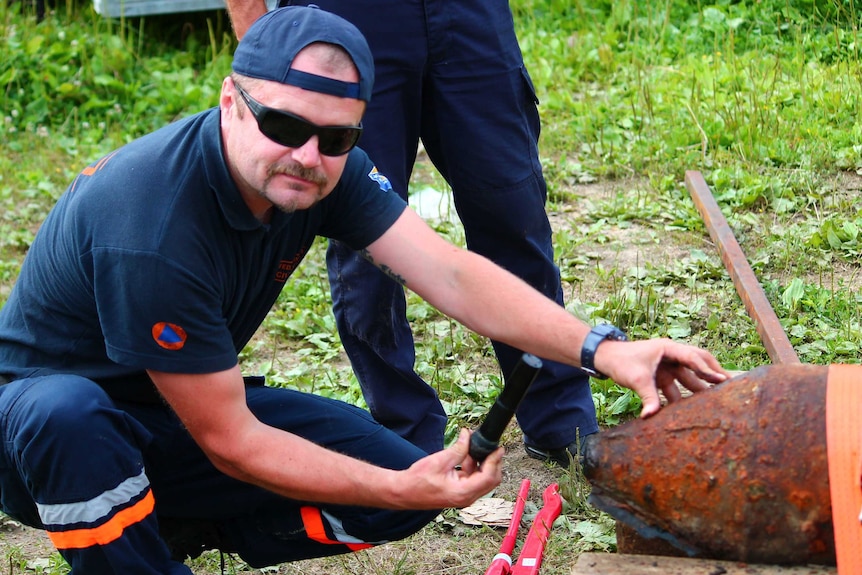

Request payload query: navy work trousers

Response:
[280,0,598,453]
[0,375,435,573]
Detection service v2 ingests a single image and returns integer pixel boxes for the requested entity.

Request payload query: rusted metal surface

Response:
[685,170,800,365]
[583,364,834,565]
[613,521,688,558]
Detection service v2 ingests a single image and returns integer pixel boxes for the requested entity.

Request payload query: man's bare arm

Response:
[365,208,729,417]
[147,366,503,509]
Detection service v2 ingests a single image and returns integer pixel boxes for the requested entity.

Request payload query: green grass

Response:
[3,0,862,573]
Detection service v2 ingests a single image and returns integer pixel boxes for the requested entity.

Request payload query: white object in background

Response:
[409,186,457,223]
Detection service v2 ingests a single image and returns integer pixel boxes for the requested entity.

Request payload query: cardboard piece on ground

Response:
[572,553,837,575]
[457,497,514,527]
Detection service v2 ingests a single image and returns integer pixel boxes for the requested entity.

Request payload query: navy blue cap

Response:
[232,6,374,103]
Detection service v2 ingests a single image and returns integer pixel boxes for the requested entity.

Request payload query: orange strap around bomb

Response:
[826,364,862,575]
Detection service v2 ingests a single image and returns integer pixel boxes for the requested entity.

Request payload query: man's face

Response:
[221,51,365,222]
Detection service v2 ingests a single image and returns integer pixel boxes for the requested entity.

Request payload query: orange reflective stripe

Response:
[300,506,328,542]
[300,506,371,552]
[826,365,862,575]
[47,489,155,550]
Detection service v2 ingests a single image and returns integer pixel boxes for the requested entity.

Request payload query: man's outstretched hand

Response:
[594,338,730,418]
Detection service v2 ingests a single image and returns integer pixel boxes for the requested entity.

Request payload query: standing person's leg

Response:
[279,0,447,453]
[326,240,446,453]
[128,385,437,567]
[419,0,599,459]
[0,376,190,574]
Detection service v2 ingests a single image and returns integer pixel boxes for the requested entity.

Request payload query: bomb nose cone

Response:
[582,364,837,566]
[581,431,601,478]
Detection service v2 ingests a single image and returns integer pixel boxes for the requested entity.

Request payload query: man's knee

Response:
[378,508,440,542]
[3,374,152,489]
[337,507,439,546]
[4,375,111,436]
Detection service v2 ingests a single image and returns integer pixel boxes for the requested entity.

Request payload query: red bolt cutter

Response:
[484,479,563,575]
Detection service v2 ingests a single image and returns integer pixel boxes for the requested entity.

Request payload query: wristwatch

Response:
[580,324,628,379]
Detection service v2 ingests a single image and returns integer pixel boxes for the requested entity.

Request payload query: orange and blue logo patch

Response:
[152,322,187,350]
[367,167,393,193]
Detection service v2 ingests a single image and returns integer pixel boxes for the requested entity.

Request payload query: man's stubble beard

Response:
[261,160,329,214]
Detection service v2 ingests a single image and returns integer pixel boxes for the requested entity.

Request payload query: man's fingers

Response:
[454,428,470,450]
[450,429,483,474]
[674,365,711,393]
[605,339,730,419]
[659,375,683,404]
[638,385,662,418]
[675,347,729,383]
[449,429,470,461]
[477,446,504,481]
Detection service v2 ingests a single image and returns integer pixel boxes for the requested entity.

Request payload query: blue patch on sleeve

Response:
[367,167,393,193]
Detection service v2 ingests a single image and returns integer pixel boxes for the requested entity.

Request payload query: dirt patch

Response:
[549,179,710,316]
[0,517,55,572]
[558,179,694,267]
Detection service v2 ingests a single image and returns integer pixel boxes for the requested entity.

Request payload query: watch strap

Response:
[580,324,628,379]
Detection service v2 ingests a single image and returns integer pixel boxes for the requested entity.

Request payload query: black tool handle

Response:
[469,353,543,463]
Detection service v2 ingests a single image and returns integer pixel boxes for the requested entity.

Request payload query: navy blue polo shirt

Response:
[0,108,406,390]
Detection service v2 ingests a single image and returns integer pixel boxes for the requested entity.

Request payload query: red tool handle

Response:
[484,479,531,575]
[511,483,562,575]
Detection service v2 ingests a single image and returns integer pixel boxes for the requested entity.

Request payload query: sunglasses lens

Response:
[317,127,362,156]
[259,111,315,150]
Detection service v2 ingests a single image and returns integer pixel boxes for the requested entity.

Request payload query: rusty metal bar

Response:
[684,170,800,365]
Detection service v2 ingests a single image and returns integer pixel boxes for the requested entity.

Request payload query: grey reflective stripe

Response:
[37,468,150,526]
[321,509,388,545]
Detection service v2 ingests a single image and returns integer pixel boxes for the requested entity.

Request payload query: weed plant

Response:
[2,0,862,573]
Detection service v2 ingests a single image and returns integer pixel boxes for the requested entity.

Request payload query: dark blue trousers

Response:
[0,375,435,573]
[282,0,598,453]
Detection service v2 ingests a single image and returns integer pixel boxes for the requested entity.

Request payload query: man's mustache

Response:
[268,161,327,188]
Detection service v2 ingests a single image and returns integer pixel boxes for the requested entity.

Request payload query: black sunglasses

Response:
[234,83,362,157]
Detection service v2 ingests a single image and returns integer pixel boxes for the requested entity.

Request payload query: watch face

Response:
[595,324,615,336]
[593,324,627,341]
